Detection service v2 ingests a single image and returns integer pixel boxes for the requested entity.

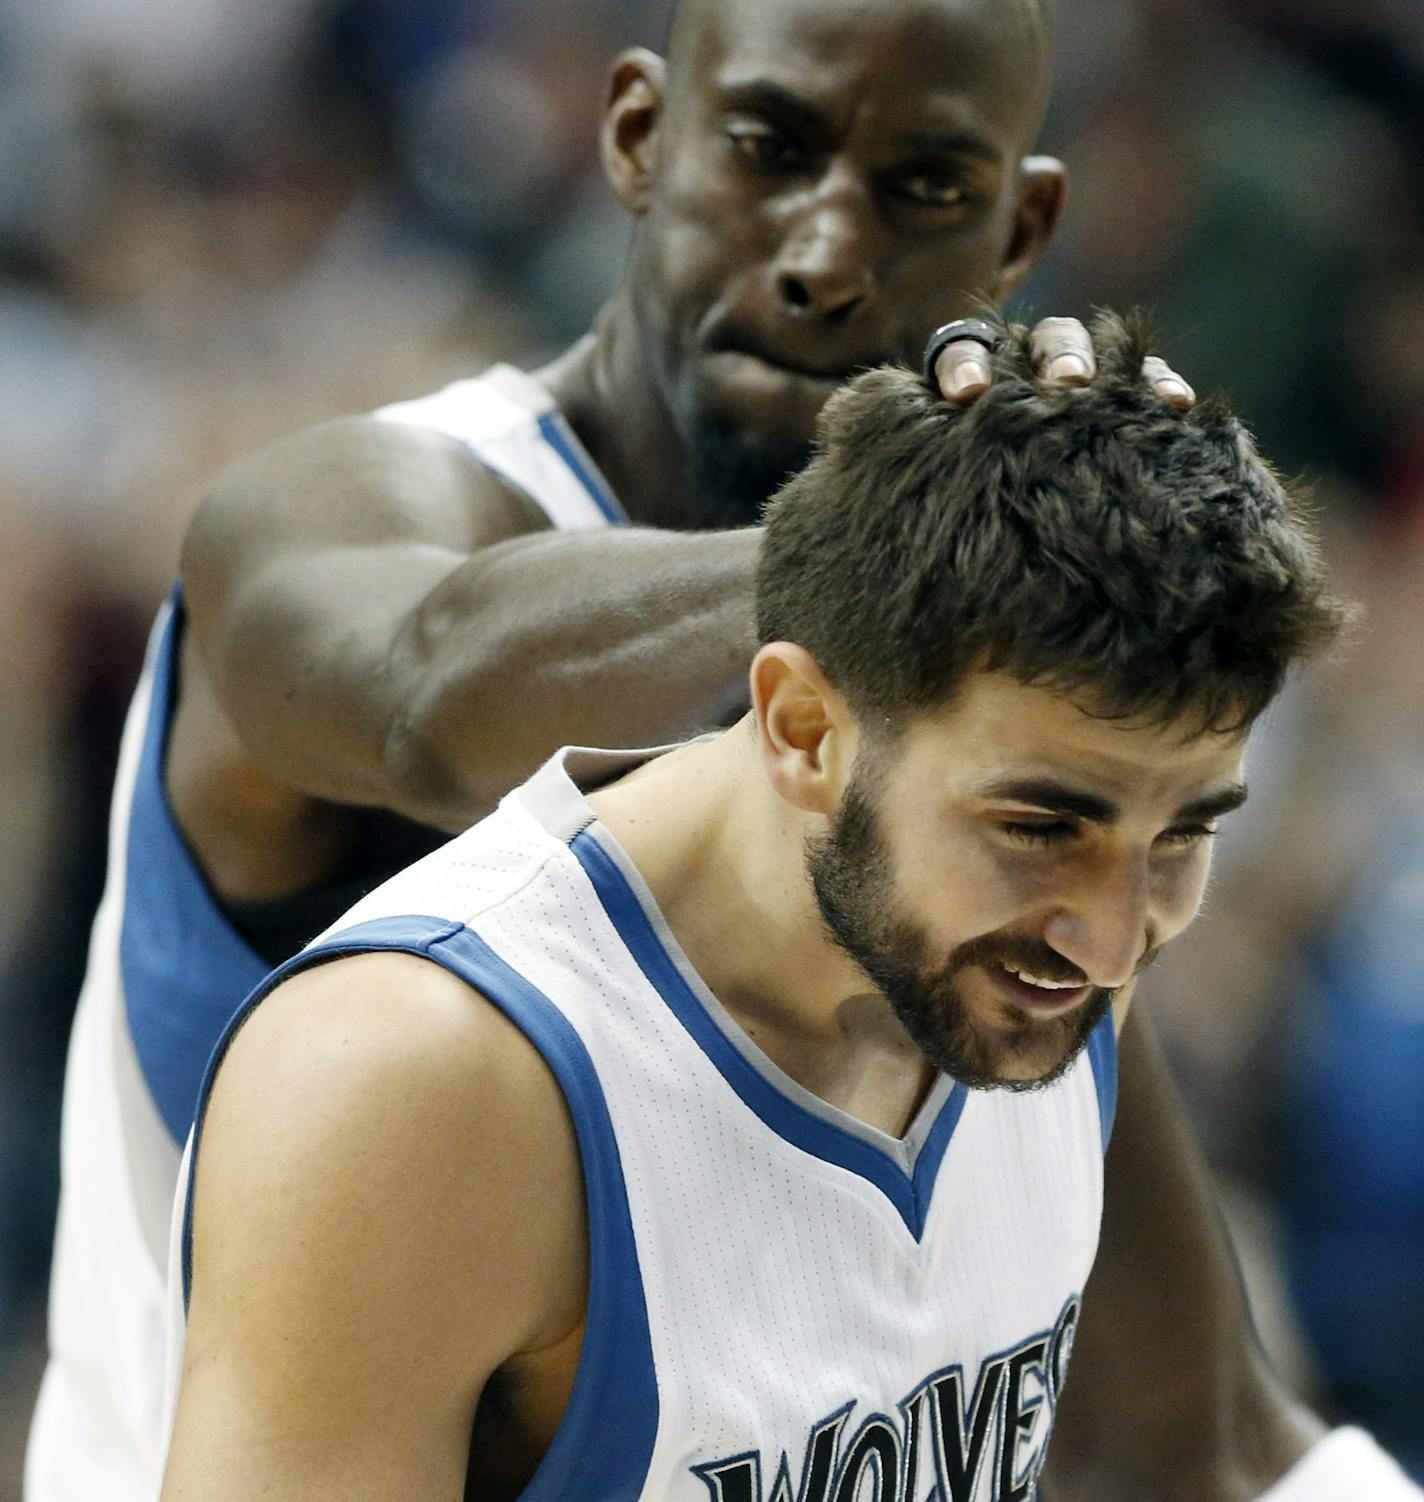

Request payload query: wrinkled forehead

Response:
[667,0,1052,147]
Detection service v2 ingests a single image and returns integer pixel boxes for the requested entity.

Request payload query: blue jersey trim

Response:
[1085,1013,1118,1154]
[569,831,966,1240]
[120,587,271,1143]
[181,914,659,1501]
[537,412,627,524]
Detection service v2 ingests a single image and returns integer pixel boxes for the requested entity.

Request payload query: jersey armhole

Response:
[179,913,660,1500]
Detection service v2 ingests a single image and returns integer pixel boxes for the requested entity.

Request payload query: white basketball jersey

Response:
[26,368,625,1502]
[169,747,1117,1501]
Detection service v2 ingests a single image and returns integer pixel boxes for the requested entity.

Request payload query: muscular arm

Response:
[1040,1006,1323,1502]
[182,416,759,833]
[161,951,585,1499]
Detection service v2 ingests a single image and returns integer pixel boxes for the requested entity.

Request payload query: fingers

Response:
[1030,317,1096,385]
[1028,319,1197,406]
[933,341,994,405]
[934,314,1199,408]
[1141,355,1195,409]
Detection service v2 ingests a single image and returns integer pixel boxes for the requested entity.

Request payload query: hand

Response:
[932,315,1196,409]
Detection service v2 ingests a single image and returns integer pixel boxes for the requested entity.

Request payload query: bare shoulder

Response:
[187,411,545,577]
[168,948,586,1496]
[167,404,553,856]
[188,948,586,1382]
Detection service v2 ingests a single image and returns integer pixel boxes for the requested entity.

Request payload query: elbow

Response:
[381,698,478,834]
[379,610,515,832]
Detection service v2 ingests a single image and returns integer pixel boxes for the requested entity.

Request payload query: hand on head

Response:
[932,314,1196,408]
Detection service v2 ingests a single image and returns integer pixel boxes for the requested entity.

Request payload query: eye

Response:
[1157,824,1219,850]
[725,123,804,173]
[888,166,975,210]
[1003,821,1077,848]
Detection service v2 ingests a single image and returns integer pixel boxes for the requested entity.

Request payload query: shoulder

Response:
[191,411,546,566]
[216,949,562,1131]
[190,948,586,1358]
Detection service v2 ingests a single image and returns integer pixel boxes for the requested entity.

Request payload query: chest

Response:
[379,826,1113,1499]
[462,1082,1103,1502]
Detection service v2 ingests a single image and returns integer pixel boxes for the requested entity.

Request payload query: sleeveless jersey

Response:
[26,366,625,1502]
[168,746,1118,1501]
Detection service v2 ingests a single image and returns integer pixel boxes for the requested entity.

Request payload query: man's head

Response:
[600,0,1064,524]
[752,313,1350,1089]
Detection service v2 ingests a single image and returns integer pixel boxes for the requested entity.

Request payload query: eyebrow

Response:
[715,79,1002,164]
[716,79,831,137]
[896,129,1004,166]
[974,777,1250,827]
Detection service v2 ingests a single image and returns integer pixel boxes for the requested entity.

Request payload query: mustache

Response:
[947,932,1163,990]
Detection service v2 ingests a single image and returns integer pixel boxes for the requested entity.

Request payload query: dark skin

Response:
[1040,1015,1322,1502]
[166,0,1320,1491]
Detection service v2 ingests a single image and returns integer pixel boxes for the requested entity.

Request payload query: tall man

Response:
[29,1,1412,1499]
[161,321,1346,1498]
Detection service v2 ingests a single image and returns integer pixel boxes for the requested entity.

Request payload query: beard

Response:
[683,409,812,529]
[805,758,1116,1091]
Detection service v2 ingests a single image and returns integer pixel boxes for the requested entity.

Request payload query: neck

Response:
[588,734,935,1130]
[589,734,900,1051]
[537,291,704,531]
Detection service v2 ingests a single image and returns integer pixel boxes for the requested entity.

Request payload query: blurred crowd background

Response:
[0,0,1421,1491]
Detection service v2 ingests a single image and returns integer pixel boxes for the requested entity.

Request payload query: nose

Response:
[773,168,878,323]
[1041,852,1154,993]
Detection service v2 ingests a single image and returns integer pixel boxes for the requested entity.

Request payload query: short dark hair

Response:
[756,311,1351,735]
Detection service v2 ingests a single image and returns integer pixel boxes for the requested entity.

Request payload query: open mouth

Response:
[985,964,1092,1015]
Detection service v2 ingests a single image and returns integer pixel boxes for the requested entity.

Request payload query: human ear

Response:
[751,644,854,816]
[599,49,666,215]
[991,156,1068,301]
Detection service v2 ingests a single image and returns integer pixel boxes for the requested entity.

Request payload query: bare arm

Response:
[161,951,585,1499]
[183,416,759,832]
[181,322,1192,839]
[1040,1006,1323,1502]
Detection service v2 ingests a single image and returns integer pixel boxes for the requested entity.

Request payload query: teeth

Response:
[1004,966,1082,991]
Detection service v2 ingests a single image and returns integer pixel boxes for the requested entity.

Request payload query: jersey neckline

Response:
[516,745,969,1240]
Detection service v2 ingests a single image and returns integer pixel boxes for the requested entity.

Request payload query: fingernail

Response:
[948,360,990,397]
[1049,353,1092,382]
[1157,378,1194,404]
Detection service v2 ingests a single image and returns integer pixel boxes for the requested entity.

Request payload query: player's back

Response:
[166,745,1119,1499]
[25,366,626,1502]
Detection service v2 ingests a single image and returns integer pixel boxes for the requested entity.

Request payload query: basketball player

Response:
[29,1,1417,1500]
[160,322,1355,1499]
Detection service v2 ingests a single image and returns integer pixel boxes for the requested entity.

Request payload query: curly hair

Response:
[756,311,1351,735]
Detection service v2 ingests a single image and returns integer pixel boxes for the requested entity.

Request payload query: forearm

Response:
[213,524,761,831]
[183,406,763,828]
[384,524,762,826]
[1041,1008,1322,1501]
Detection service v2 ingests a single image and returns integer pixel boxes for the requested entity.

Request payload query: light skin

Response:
[162,665,1249,1499]
[592,656,1247,1113]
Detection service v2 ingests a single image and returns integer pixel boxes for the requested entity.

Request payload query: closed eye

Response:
[1003,821,1076,847]
[1002,821,1220,850]
[1158,824,1218,848]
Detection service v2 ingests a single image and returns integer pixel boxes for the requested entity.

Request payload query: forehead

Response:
[674,0,1049,153]
[899,672,1248,807]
